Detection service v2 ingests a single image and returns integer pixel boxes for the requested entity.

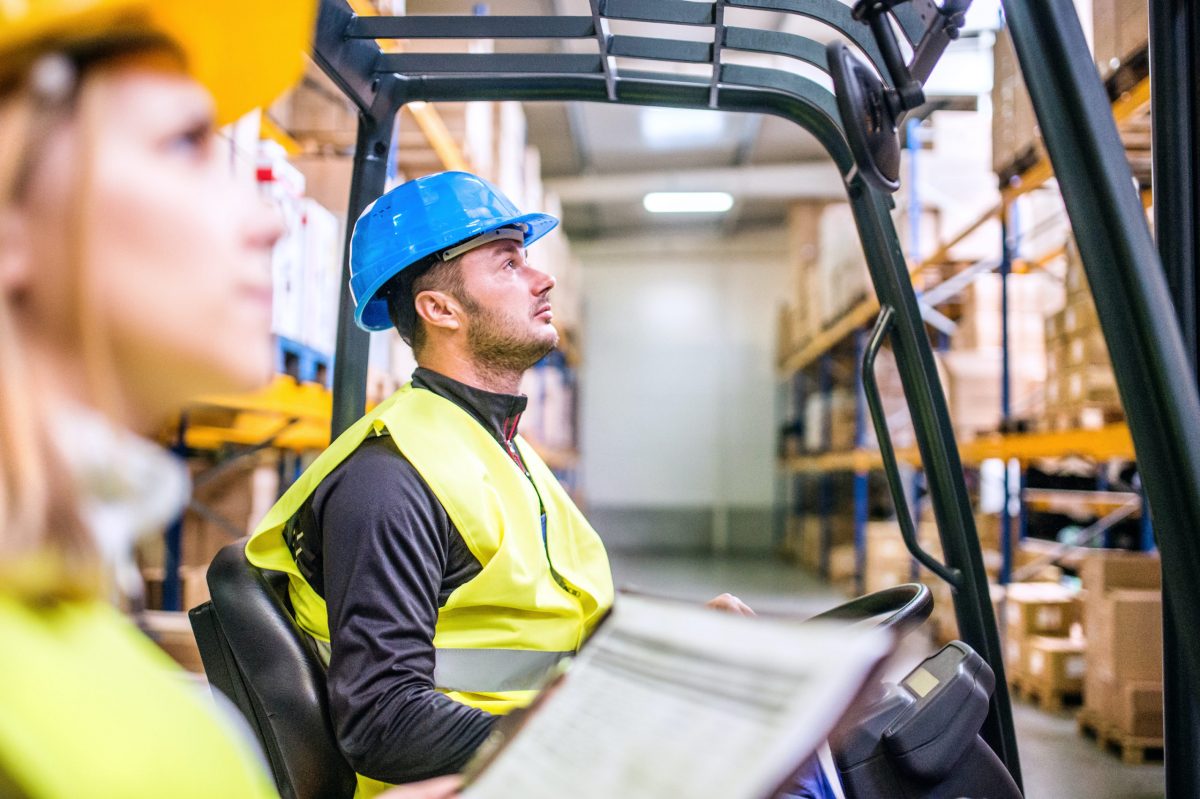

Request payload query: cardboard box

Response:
[863,521,943,593]
[142,565,211,613]
[991,28,1041,175]
[1089,589,1163,682]
[829,544,858,584]
[1084,669,1114,721]
[141,610,205,673]
[1080,550,1161,596]
[816,204,872,327]
[1114,681,1163,739]
[1005,582,1080,638]
[1062,363,1120,405]
[954,273,1061,354]
[1026,636,1087,695]
[1092,0,1148,75]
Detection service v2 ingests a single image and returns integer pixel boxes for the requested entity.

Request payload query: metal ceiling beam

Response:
[377,52,603,74]
[545,161,845,203]
[346,14,597,39]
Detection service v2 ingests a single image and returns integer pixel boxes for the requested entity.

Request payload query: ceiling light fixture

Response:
[642,191,735,214]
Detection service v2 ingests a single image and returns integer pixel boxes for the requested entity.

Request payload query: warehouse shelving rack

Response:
[199,0,1200,791]
[775,46,1156,590]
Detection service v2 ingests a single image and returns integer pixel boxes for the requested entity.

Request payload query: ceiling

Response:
[291,1,999,240]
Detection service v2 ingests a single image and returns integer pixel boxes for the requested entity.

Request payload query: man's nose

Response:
[530,267,556,294]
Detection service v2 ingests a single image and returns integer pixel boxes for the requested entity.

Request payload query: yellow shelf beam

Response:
[405,102,471,172]
[192,375,332,422]
[781,422,1135,474]
[778,300,880,373]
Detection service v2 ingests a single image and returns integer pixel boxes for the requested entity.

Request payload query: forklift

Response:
[189,1,1200,796]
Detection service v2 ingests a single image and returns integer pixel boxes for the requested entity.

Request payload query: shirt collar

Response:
[411,367,528,444]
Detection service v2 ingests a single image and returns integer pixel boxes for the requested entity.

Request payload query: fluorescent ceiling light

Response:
[643,192,734,214]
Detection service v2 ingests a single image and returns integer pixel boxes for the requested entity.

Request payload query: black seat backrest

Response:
[189,539,356,799]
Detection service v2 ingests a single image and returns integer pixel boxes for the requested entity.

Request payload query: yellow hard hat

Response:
[0,0,317,124]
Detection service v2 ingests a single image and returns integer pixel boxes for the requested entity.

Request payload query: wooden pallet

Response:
[1077,707,1164,765]
[1011,674,1082,713]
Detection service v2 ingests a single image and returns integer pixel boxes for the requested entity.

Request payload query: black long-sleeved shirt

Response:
[307,368,532,784]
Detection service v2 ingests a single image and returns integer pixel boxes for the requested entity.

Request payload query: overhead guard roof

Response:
[311,0,937,175]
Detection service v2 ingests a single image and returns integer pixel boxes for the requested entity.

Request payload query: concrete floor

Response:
[607,551,1165,799]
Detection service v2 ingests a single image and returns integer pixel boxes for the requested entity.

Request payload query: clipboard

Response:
[460,591,895,799]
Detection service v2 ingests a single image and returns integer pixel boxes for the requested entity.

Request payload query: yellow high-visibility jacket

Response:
[0,593,278,799]
[246,383,614,797]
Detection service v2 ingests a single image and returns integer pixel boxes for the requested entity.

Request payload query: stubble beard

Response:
[461,291,559,376]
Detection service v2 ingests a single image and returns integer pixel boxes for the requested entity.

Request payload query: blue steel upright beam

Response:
[999,216,1013,586]
[852,329,870,596]
[819,353,834,578]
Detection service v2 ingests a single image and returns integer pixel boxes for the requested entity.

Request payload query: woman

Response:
[0,2,456,796]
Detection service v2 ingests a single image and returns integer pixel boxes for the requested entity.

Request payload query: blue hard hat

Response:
[349,171,559,332]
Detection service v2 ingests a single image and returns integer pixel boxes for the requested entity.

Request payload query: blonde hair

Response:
[0,61,123,604]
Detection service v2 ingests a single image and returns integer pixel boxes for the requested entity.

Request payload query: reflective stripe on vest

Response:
[434,648,572,693]
[308,640,570,695]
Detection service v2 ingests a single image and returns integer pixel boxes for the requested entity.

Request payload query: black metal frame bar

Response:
[307,0,1200,789]
[1149,0,1200,792]
[1004,0,1200,792]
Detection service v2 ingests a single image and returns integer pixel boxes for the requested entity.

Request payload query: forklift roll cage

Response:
[314,0,1200,793]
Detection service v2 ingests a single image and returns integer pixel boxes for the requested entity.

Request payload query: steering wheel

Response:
[804,583,932,638]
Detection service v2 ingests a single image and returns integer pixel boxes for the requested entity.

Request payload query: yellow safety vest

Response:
[246,383,614,797]
[0,593,278,799]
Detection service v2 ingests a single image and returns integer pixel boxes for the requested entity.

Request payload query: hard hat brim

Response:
[0,0,316,125]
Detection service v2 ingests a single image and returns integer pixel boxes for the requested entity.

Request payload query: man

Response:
[246,171,762,798]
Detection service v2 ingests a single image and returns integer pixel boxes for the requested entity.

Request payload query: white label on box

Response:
[1036,606,1063,631]
[1066,655,1086,680]
[1070,338,1084,364]
[1007,604,1020,626]
[1007,640,1020,667]
[1029,650,1045,676]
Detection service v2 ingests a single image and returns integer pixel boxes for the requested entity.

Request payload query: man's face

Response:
[456,238,559,371]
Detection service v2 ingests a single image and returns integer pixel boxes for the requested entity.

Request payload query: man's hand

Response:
[379,776,462,799]
[706,593,756,616]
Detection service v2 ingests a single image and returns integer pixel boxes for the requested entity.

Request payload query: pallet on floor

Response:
[1077,707,1164,765]
[1011,674,1081,713]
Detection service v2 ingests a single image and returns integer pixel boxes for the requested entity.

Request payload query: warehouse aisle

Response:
[606,552,1165,798]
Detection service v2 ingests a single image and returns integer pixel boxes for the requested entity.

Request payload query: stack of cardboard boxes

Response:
[943,272,1063,437]
[1080,550,1163,746]
[783,513,857,583]
[1003,582,1085,708]
[777,201,872,362]
[991,1,1147,182]
[1044,241,1122,430]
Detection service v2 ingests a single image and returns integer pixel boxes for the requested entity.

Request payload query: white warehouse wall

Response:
[573,228,791,554]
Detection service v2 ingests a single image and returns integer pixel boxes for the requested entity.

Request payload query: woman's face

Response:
[16,52,283,429]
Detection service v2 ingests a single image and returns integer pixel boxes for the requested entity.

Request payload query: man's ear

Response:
[0,209,32,295]
[413,289,462,334]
